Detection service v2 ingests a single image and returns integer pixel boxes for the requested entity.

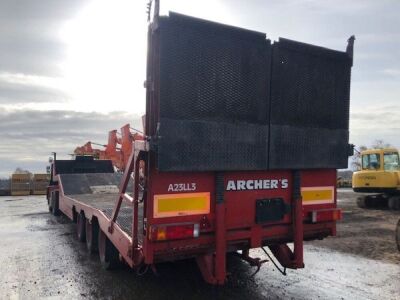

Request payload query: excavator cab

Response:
[361,150,399,171]
[361,152,380,170]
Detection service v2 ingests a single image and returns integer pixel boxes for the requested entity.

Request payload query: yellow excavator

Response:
[352,148,400,210]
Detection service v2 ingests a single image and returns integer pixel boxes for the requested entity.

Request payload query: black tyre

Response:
[358,195,387,209]
[86,219,99,254]
[98,230,119,270]
[51,192,60,216]
[388,197,400,210]
[77,212,86,242]
[396,219,400,251]
[356,196,367,208]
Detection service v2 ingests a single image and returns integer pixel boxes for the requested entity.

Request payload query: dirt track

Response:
[314,189,400,263]
[0,191,399,299]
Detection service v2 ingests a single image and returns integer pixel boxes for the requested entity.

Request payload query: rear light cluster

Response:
[150,223,200,241]
[310,209,342,223]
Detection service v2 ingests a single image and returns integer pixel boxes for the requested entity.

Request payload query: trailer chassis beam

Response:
[196,173,227,285]
[268,171,304,269]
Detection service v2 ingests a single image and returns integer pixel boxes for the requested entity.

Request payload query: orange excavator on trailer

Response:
[104,129,123,170]
[120,124,144,168]
[73,141,106,159]
[74,123,144,172]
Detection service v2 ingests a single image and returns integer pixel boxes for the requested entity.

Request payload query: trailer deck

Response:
[59,173,143,241]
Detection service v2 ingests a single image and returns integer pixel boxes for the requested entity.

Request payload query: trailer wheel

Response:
[86,219,99,254]
[98,230,119,270]
[388,197,400,210]
[396,219,400,251]
[77,212,86,242]
[51,192,60,216]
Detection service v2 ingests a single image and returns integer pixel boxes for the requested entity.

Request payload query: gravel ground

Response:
[315,189,400,263]
[0,192,399,300]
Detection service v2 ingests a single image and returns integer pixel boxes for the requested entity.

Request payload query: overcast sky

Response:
[0,0,399,177]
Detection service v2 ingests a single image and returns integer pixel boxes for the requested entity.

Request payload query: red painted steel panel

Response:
[223,170,292,229]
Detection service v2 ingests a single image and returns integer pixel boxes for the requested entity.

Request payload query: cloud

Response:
[0,0,148,112]
[0,72,68,104]
[382,68,400,77]
[0,0,89,77]
[351,105,400,127]
[0,108,142,177]
[0,0,90,109]
[0,34,66,77]
[350,105,400,148]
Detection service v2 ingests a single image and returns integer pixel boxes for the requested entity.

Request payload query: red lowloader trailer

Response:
[47,7,354,285]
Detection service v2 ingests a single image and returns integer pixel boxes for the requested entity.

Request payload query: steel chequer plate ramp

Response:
[60,173,142,240]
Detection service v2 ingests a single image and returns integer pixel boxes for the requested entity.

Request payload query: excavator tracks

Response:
[356,194,400,210]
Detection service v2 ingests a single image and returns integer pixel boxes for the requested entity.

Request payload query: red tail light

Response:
[150,223,200,241]
[310,209,342,223]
